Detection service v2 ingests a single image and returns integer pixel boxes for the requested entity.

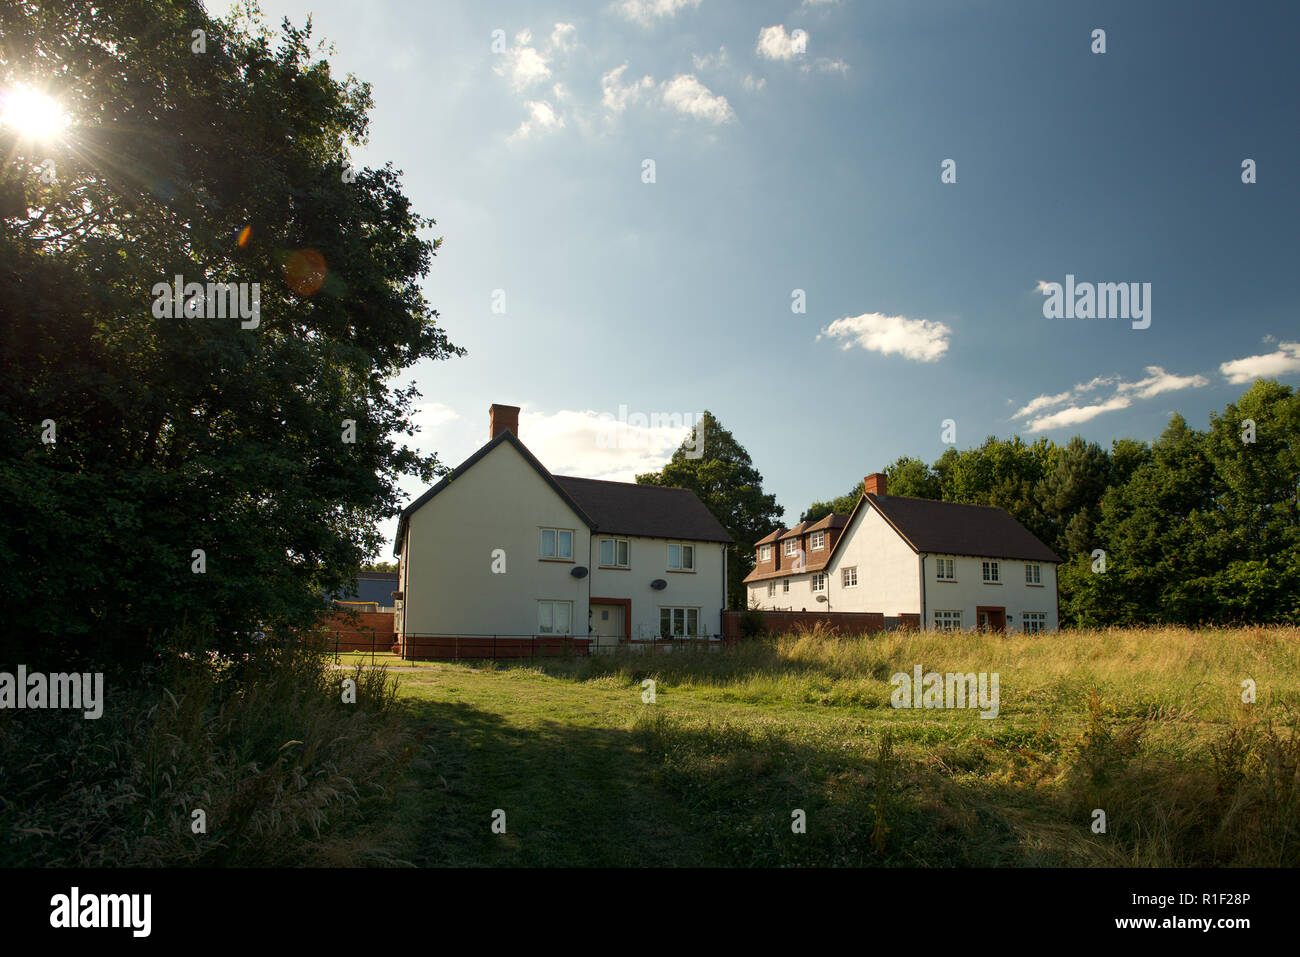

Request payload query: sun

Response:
[0,85,71,141]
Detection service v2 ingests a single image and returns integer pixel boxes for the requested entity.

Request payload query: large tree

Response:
[636,411,783,609]
[0,2,461,663]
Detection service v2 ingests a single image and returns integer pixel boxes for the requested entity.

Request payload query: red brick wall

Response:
[721,610,885,640]
[398,635,592,660]
[320,609,396,652]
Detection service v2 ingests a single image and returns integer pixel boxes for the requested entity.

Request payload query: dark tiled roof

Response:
[554,476,733,544]
[755,527,786,546]
[867,494,1061,563]
[805,513,849,532]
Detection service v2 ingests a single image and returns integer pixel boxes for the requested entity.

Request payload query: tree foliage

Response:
[636,411,783,609]
[0,2,462,663]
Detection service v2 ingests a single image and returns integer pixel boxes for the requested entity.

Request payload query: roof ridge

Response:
[553,474,691,492]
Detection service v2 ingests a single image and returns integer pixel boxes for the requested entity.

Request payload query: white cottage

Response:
[392,405,731,655]
[744,473,1061,632]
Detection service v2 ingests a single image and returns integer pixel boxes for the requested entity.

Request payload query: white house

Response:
[744,473,1061,633]
[392,405,731,655]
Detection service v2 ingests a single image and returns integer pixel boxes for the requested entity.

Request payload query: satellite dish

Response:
[650,579,667,591]
[571,566,589,578]
[815,595,828,603]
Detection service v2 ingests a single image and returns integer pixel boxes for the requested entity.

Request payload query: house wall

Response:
[588,534,725,638]
[401,441,592,638]
[824,504,921,615]
[921,555,1059,632]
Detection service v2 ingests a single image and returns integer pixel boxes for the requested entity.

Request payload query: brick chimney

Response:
[863,472,887,496]
[489,403,520,439]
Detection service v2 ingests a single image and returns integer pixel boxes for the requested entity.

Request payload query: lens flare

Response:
[0,85,71,141]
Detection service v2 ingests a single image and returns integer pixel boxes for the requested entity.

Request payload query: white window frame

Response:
[668,542,695,571]
[782,579,790,593]
[982,560,1000,583]
[1025,563,1041,585]
[659,606,700,638]
[810,530,825,551]
[936,558,956,581]
[759,544,772,562]
[599,537,630,568]
[537,600,573,635]
[842,566,858,587]
[540,527,574,560]
[783,539,798,557]
[1022,611,1047,634]
[811,573,827,593]
[767,581,776,598]
[933,610,962,632]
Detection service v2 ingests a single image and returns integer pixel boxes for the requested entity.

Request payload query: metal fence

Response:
[319,631,733,662]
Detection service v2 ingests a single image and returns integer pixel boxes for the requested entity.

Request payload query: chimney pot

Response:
[489,404,520,439]
[863,472,887,496]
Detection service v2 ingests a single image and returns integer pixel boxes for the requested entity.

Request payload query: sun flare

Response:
[0,85,70,141]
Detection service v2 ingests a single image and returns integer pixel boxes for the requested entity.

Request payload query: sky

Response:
[213,0,1299,553]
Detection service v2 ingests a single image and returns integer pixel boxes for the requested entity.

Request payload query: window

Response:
[659,607,700,638]
[982,561,1000,583]
[1023,612,1047,633]
[810,530,825,551]
[783,539,798,556]
[842,566,858,587]
[540,528,573,560]
[811,573,827,592]
[1025,563,1041,585]
[600,538,630,567]
[668,543,695,571]
[936,558,955,581]
[537,600,573,634]
[933,610,962,632]
[782,579,790,593]
[767,582,776,598]
[759,544,771,562]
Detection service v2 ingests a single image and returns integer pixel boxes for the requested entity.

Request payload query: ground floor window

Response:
[1022,611,1048,633]
[538,600,573,635]
[660,606,700,637]
[767,581,776,597]
[933,610,962,632]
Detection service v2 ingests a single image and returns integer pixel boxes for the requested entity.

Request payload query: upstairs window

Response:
[810,530,825,551]
[936,558,956,581]
[982,561,1000,583]
[759,544,772,562]
[1025,563,1041,585]
[668,543,695,571]
[540,528,573,560]
[842,566,858,587]
[600,538,630,567]
[783,539,798,557]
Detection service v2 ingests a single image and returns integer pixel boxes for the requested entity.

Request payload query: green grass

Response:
[377,625,1300,866]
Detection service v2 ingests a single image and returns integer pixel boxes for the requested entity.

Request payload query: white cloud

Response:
[493,32,551,93]
[1116,365,1210,400]
[601,63,655,113]
[549,22,577,53]
[812,57,849,74]
[692,46,729,71]
[742,74,766,92]
[1024,396,1133,432]
[757,25,808,61]
[518,408,693,481]
[818,312,951,362]
[660,74,734,124]
[1220,342,1300,384]
[509,100,564,141]
[615,0,702,27]
[1013,366,1209,432]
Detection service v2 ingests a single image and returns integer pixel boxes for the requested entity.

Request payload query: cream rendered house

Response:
[744,473,1061,633]
[392,405,731,656]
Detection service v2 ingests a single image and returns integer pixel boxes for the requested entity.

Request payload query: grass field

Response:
[359,625,1300,867]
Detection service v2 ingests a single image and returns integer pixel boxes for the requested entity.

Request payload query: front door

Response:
[976,606,1006,633]
[590,603,625,651]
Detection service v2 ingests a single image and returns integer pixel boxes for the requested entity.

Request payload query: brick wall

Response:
[721,610,885,640]
[320,609,396,652]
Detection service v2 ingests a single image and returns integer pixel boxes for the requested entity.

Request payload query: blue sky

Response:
[215,0,1299,549]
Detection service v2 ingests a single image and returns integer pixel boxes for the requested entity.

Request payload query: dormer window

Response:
[810,530,825,551]
[783,539,798,557]
[759,544,772,562]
